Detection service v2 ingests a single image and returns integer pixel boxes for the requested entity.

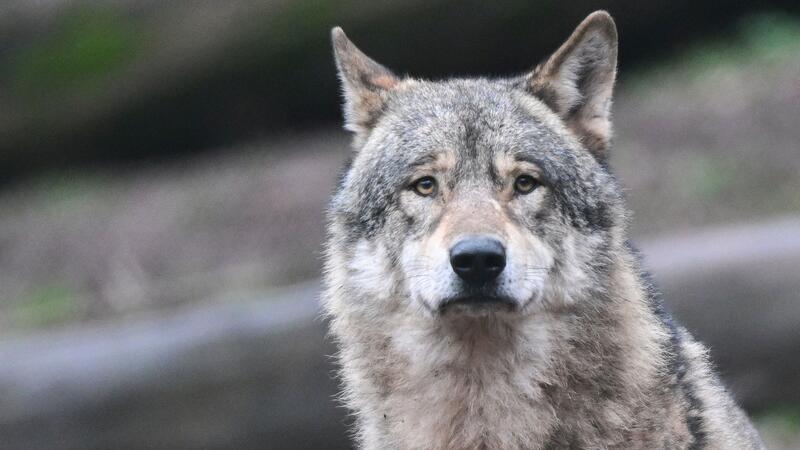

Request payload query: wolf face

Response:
[327,12,623,319]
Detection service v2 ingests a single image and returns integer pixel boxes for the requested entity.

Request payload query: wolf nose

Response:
[449,237,506,285]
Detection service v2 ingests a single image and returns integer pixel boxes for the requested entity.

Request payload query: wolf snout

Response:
[449,236,506,285]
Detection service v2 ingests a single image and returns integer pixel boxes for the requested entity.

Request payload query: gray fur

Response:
[324,11,763,449]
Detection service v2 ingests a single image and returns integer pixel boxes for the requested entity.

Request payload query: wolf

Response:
[322,11,763,449]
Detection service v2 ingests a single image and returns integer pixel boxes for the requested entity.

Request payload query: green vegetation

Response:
[629,11,800,87]
[756,403,800,426]
[679,155,739,200]
[11,6,145,98]
[755,404,800,448]
[35,170,110,209]
[11,283,80,328]
[740,13,800,61]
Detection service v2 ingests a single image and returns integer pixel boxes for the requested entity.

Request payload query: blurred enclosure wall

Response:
[1,1,799,448]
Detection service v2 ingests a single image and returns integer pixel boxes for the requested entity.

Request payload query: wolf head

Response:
[326,12,626,319]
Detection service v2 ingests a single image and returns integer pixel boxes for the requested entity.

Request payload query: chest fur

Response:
[351,316,562,449]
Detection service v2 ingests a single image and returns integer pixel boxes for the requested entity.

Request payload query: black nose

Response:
[449,237,507,285]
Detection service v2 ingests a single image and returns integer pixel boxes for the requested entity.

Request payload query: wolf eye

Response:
[514,175,538,194]
[411,176,437,197]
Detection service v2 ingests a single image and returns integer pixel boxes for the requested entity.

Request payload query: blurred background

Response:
[0,1,799,448]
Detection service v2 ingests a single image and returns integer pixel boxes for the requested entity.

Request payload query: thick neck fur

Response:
[326,247,678,449]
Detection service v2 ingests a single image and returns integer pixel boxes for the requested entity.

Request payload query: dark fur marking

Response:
[512,153,558,187]
[487,162,503,187]
[462,118,481,160]
[627,242,708,449]
[360,98,391,130]
[336,153,356,191]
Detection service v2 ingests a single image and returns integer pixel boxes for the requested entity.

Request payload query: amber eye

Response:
[514,175,538,194]
[412,176,437,197]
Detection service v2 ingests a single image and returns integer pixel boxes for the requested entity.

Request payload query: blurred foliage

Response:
[2,0,799,174]
[741,12,800,58]
[34,170,110,211]
[11,6,144,98]
[755,404,800,449]
[703,12,800,65]
[271,1,339,49]
[678,155,739,200]
[757,404,800,427]
[614,10,800,235]
[630,11,800,86]
[11,283,80,328]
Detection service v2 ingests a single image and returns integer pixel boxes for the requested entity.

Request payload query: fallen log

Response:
[643,216,800,411]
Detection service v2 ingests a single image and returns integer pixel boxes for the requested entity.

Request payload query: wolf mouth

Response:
[439,294,517,312]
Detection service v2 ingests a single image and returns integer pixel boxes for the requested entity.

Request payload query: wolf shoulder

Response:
[666,322,765,449]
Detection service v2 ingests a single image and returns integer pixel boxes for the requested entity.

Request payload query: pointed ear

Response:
[527,11,618,159]
[331,27,399,138]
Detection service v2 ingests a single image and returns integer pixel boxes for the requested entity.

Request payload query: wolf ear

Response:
[526,11,618,159]
[331,27,399,138]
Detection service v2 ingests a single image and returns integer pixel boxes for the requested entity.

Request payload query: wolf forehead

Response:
[347,80,594,189]
[332,78,620,237]
[371,78,578,168]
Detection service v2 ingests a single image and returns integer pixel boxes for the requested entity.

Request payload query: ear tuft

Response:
[331,27,399,140]
[527,11,618,159]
